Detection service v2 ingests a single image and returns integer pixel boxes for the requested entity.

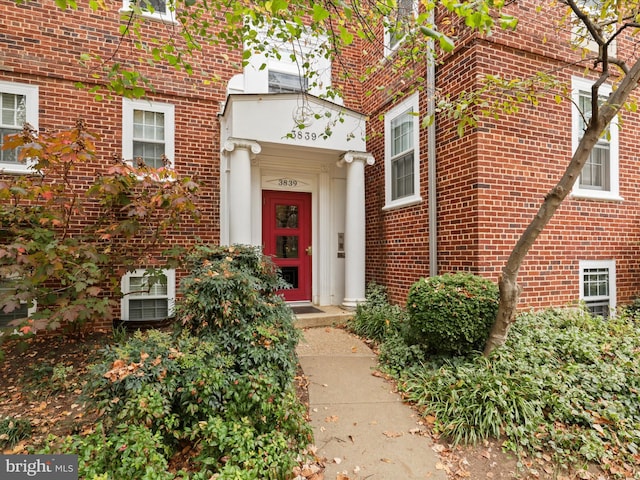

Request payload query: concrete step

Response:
[293,305,354,328]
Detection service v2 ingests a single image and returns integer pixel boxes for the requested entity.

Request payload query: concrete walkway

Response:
[296,327,448,480]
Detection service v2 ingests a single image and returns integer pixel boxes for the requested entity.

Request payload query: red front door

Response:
[262,190,312,302]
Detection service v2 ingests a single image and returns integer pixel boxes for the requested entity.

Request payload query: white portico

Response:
[219,93,372,307]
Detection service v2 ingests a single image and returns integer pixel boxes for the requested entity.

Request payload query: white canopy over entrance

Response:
[219,93,373,307]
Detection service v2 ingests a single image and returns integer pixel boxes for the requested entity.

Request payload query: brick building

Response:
[0,0,637,328]
[364,0,640,315]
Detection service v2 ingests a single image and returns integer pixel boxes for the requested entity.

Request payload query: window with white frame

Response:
[122,98,175,169]
[385,0,418,55]
[268,70,308,94]
[384,93,421,209]
[0,278,36,328]
[242,25,331,97]
[121,269,175,321]
[571,77,620,201]
[121,0,175,22]
[579,260,616,318]
[0,81,38,174]
[571,0,616,55]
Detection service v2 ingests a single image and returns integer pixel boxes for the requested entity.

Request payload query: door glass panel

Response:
[280,267,299,288]
[276,236,298,258]
[275,205,298,228]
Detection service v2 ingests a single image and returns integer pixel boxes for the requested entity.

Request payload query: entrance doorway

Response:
[262,190,312,302]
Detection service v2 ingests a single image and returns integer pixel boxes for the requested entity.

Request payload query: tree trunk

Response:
[483,60,640,357]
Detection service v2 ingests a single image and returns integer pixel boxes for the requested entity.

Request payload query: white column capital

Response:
[337,151,375,167]
[222,138,262,157]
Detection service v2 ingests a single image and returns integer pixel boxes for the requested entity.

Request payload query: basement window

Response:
[579,260,616,318]
[121,269,175,322]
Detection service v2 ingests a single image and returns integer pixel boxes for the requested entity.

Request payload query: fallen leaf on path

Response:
[333,457,342,464]
[380,458,393,463]
[432,443,447,453]
[325,415,339,423]
[383,431,402,438]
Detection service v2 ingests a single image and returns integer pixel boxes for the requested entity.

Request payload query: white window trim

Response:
[0,81,39,174]
[571,77,621,201]
[0,276,37,329]
[570,2,617,56]
[120,268,176,321]
[120,0,177,24]
[384,0,419,57]
[122,97,175,169]
[243,24,332,98]
[579,259,616,315]
[383,92,422,210]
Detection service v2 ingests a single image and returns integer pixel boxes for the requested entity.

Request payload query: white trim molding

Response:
[0,81,39,174]
[571,77,621,202]
[383,92,422,210]
[120,269,176,321]
[579,259,616,317]
[122,97,175,169]
[120,0,177,23]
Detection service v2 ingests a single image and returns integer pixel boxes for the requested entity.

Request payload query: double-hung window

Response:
[0,81,38,174]
[571,77,620,200]
[384,93,421,209]
[121,0,175,22]
[385,0,418,55]
[268,70,308,94]
[122,98,175,169]
[579,260,616,318]
[121,269,175,321]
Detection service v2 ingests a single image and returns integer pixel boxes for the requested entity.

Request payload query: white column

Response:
[339,151,375,308]
[222,138,261,245]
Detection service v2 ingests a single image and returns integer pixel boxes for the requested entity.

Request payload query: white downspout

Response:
[427,12,438,277]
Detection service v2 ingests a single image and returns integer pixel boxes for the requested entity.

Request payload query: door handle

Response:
[305,246,312,256]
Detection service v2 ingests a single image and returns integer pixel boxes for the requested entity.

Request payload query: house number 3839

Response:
[291,131,318,141]
[278,178,298,187]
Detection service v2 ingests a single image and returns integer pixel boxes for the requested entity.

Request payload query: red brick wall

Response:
[364,0,640,309]
[0,0,239,329]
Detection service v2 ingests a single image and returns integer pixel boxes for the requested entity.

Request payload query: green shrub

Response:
[405,273,499,355]
[178,244,290,335]
[378,333,427,373]
[177,244,300,389]
[349,283,407,342]
[69,244,311,478]
[85,329,233,440]
[0,417,32,448]
[40,423,175,480]
[391,307,640,476]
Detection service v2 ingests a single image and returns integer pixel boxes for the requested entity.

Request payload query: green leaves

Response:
[0,122,200,333]
[406,273,499,356]
[419,26,455,52]
[71,256,309,477]
[265,0,289,13]
[312,3,330,22]
[379,307,640,475]
[499,14,519,30]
